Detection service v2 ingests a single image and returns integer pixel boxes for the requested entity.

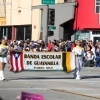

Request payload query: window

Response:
[16,26,32,40]
[64,0,67,2]
[95,0,100,13]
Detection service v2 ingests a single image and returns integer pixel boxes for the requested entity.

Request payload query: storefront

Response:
[0,26,12,40]
[74,30,90,40]
[91,31,100,43]
[15,25,32,40]
[74,0,100,42]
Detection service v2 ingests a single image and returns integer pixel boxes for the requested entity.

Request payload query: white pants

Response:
[74,58,82,78]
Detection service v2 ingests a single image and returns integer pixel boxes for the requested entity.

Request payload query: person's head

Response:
[24,42,27,46]
[86,45,91,51]
[77,40,81,46]
[48,40,51,43]
[51,42,54,46]
[1,38,7,45]
[61,42,65,47]
[53,39,56,43]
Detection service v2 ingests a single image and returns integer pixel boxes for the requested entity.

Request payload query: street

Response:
[0,65,100,100]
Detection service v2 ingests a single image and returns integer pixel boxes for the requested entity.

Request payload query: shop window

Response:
[16,25,32,40]
[0,27,3,39]
[4,28,6,36]
[75,31,90,40]
[64,0,67,2]
[92,31,100,34]
[16,26,24,40]
[25,25,32,40]
[8,27,12,40]
[95,0,100,13]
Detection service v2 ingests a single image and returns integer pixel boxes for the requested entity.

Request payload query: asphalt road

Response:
[0,65,100,100]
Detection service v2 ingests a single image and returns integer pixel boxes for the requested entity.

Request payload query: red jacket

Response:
[71,43,75,51]
[47,42,53,51]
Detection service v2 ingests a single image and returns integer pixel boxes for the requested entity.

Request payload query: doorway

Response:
[92,35,100,43]
[0,27,12,40]
[61,19,74,41]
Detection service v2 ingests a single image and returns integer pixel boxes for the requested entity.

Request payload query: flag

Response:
[62,52,76,73]
[10,51,24,72]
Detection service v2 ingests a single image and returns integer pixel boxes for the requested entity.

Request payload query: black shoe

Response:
[2,79,6,82]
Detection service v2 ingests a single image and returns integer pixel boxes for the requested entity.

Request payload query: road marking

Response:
[51,89,100,100]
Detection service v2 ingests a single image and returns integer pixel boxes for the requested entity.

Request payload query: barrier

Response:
[10,51,76,73]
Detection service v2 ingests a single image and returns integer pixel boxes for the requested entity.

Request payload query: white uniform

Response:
[0,44,8,63]
[72,46,84,79]
[0,44,8,80]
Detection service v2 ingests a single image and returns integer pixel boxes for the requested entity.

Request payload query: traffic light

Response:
[49,9,55,25]
[48,31,54,37]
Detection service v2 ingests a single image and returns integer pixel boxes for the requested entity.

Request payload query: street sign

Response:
[42,0,55,5]
[48,25,56,30]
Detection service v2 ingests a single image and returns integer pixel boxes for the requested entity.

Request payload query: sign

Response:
[21,92,44,100]
[10,52,76,73]
[0,18,6,25]
[42,0,55,5]
[24,52,62,70]
[75,31,90,40]
[48,25,56,30]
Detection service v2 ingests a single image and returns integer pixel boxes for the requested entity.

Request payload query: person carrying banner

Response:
[0,38,8,81]
[72,40,84,80]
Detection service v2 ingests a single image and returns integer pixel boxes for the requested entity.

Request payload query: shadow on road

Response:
[6,75,100,81]
[82,75,100,79]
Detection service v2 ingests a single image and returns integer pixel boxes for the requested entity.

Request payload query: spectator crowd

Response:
[1,38,100,67]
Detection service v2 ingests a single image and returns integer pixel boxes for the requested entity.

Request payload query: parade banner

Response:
[21,92,44,100]
[10,51,76,73]
[24,52,62,70]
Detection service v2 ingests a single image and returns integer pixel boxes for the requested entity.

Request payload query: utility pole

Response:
[45,5,49,47]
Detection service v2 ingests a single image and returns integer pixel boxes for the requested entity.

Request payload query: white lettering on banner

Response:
[24,52,62,70]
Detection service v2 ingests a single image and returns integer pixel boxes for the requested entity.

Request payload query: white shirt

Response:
[72,46,84,59]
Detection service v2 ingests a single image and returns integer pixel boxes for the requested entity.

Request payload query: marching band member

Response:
[72,40,84,80]
[0,39,8,81]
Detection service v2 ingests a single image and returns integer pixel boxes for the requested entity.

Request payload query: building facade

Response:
[0,0,76,41]
[0,0,32,40]
[32,0,76,41]
[0,0,66,41]
[74,0,100,42]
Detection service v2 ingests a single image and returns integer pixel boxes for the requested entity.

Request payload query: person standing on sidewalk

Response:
[72,40,85,80]
[0,38,8,81]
